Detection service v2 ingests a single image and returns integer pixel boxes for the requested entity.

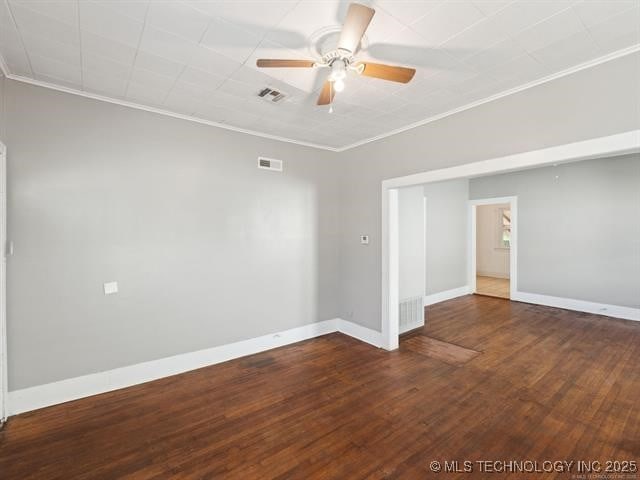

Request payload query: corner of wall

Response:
[0,73,6,144]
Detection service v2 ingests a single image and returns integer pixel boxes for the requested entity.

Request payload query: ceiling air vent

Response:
[258,157,283,172]
[258,87,287,103]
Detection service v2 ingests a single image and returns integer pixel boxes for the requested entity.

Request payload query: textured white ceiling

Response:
[1,0,639,150]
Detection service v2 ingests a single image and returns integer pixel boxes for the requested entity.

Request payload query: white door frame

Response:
[468,196,517,298]
[381,130,640,351]
[0,141,6,423]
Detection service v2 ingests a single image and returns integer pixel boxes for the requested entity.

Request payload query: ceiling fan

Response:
[256,3,416,106]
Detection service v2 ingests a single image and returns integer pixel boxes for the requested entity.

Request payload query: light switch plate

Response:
[360,235,369,245]
[104,281,118,295]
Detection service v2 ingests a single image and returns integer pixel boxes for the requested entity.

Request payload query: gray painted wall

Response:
[5,80,340,390]
[398,179,469,300]
[424,179,468,295]
[3,53,640,390]
[470,154,640,308]
[398,186,424,300]
[337,53,640,331]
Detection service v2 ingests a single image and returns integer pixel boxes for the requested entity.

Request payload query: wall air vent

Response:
[258,157,283,172]
[258,87,287,103]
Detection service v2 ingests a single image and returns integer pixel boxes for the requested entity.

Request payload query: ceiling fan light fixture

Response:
[329,60,347,82]
[333,78,345,92]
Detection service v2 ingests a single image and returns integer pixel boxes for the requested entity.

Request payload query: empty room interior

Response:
[0,1,639,478]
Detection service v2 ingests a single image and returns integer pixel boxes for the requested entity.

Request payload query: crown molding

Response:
[334,44,640,152]
[1,44,639,153]
[0,53,9,78]
[1,72,341,152]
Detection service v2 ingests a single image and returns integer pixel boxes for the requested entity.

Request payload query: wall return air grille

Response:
[399,296,424,334]
[258,157,283,172]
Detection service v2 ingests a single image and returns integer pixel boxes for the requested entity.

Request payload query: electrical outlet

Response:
[104,281,118,295]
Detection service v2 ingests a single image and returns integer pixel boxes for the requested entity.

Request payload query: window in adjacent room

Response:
[497,208,511,249]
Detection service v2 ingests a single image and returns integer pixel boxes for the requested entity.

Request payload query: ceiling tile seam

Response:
[196,76,242,124]
[444,2,590,86]
[14,0,285,73]
[195,76,231,118]
[124,2,151,99]
[0,45,637,153]
[409,1,577,59]
[398,0,448,31]
[193,6,245,76]
[242,0,303,63]
[3,0,35,77]
[372,2,418,30]
[502,3,578,40]
[19,21,302,104]
[228,0,303,84]
[522,51,545,75]
[160,65,188,107]
[572,4,601,55]
[448,28,515,70]
[456,24,539,78]
[187,7,257,108]
[189,0,298,54]
[411,2,488,49]
[183,0,299,72]
[578,4,635,54]
[334,44,640,152]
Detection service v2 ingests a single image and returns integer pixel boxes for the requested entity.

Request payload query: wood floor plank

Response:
[403,336,481,366]
[1,295,639,479]
[475,276,510,299]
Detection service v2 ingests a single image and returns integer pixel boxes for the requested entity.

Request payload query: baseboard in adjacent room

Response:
[424,286,471,306]
[8,318,383,416]
[511,291,640,322]
[476,271,510,279]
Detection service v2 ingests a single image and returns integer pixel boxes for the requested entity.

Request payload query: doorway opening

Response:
[475,203,510,298]
[469,197,517,301]
[382,131,637,351]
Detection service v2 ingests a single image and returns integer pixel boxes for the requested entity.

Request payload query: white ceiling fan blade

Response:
[337,3,375,54]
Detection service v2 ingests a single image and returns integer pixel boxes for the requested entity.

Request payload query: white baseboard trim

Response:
[336,319,384,348]
[9,319,367,416]
[424,286,471,306]
[476,271,510,279]
[512,291,640,322]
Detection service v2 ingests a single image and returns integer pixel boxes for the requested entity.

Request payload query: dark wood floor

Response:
[1,295,639,479]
